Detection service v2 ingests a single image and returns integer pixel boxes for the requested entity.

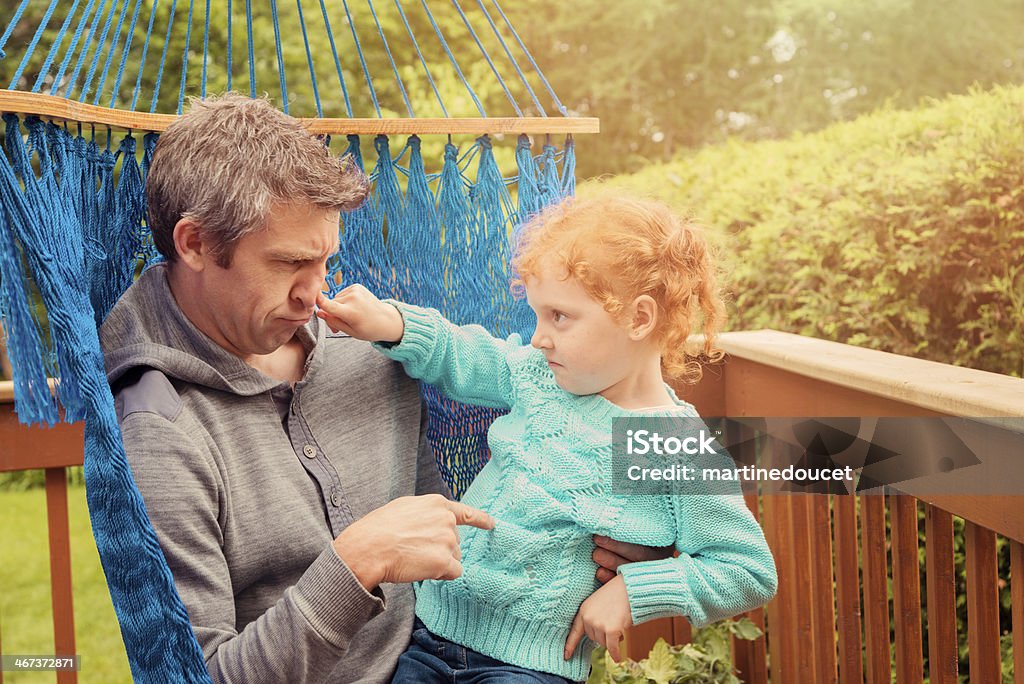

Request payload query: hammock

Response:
[0,3,597,681]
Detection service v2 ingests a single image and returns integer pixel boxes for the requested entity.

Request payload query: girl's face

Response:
[525,262,647,401]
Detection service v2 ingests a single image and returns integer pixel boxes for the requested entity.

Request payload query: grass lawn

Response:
[1,485,132,683]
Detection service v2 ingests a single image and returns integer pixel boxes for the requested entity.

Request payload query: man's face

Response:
[198,203,340,358]
[526,261,637,398]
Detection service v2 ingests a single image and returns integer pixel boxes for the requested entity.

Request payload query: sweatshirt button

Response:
[330,492,341,507]
[302,444,317,458]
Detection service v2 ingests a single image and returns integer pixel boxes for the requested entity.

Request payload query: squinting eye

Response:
[552,311,566,323]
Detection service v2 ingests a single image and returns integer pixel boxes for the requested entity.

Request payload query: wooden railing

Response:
[624,330,1024,684]
[0,383,84,684]
[2,330,1022,683]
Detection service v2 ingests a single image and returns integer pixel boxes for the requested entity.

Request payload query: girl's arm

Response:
[618,493,778,628]
[317,285,517,410]
[375,300,519,409]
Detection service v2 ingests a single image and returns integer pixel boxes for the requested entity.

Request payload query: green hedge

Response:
[592,85,1024,378]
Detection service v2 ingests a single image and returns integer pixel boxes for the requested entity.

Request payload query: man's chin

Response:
[252,331,297,356]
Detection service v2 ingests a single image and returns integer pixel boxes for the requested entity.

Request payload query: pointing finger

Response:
[447,501,495,530]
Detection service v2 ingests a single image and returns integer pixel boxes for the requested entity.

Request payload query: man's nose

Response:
[294,267,326,309]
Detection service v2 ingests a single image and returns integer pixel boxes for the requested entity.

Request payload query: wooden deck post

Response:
[45,467,78,684]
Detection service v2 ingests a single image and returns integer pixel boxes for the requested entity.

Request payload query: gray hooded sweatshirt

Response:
[100,264,448,683]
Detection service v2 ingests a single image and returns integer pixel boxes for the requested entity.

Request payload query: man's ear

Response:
[172,218,207,272]
[630,295,658,341]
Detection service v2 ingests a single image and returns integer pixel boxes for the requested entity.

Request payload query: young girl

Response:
[316,195,777,683]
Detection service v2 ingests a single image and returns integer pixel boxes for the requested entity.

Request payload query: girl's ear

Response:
[630,295,658,341]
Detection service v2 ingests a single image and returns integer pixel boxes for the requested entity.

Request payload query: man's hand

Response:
[332,494,495,590]
[315,284,405,343]
[592,535,673,584]
[564,575,633,662]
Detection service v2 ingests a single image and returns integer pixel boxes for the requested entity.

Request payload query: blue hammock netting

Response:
[0,2,597,681]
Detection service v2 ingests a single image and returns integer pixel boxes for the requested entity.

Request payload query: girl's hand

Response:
[564,574,634,662]
[315,284,405,343]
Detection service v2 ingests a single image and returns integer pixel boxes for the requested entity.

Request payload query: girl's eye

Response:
[552,311,566,323]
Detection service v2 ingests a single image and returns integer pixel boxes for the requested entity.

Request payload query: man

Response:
[101,94,664,683]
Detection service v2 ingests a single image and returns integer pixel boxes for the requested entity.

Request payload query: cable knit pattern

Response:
[375,301,778,680]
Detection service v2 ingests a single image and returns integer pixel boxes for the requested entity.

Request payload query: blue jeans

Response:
[391,619,579,684]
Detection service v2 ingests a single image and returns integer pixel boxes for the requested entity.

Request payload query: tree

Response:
[2,0,1023,178]
[504,0,1024,177]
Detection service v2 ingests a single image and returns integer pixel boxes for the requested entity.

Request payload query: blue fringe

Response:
[1,115,212,683]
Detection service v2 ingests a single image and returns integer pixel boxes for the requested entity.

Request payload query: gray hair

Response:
[146,93,369,267]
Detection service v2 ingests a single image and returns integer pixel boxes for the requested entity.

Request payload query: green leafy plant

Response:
[586,618,763,684]
[595,84,1024,379]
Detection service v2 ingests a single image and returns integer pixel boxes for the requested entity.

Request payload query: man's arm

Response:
[124,409,493,682]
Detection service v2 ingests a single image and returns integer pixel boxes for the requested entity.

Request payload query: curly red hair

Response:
[512,195,725,384]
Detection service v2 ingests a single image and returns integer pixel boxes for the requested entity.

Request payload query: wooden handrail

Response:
[716,329,1024,420]
[0,405,84,472]
[698,332,1024,544]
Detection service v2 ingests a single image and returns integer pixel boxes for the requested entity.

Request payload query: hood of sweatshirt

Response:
[100,263,322,395]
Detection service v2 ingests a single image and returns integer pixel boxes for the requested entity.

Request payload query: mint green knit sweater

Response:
[375,302,777,680]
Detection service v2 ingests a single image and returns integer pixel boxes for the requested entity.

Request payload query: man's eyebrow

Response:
[268,244,340,261]
[268,251,319,261]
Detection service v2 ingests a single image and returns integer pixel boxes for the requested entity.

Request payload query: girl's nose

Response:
[531,330,551,349]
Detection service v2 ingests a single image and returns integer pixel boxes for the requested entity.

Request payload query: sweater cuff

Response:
[372,300,437,364]
[618,556,696,626]
[290,546,386,648]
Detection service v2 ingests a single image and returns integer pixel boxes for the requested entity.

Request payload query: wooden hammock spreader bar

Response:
[0,91,599,135]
